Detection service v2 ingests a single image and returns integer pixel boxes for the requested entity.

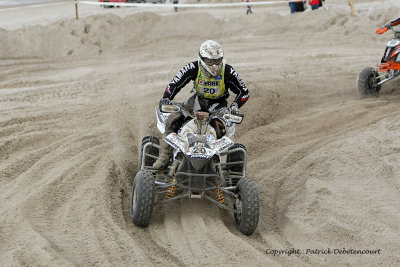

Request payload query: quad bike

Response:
[358,25,400,96]
[130,102,260,235]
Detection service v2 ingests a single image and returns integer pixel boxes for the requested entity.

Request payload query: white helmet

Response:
[198,40,224,78]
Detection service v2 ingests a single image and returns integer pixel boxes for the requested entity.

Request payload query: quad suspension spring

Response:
[215,184,224,204]
[166,177,177,199]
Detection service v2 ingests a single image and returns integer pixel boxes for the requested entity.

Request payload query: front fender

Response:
[165,133,186,152]
[156,108,171,134]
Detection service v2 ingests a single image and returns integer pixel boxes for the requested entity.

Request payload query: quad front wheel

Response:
[131,170,156,227]
[234,177,260,235]
[357,67,381,97]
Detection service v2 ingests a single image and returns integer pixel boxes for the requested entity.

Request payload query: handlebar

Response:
[376,25,400,35]
[160,102,194,119]
[160,102,244,124]
[376,27,388,35]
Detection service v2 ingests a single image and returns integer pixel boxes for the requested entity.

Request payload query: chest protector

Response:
[194,64,226,99]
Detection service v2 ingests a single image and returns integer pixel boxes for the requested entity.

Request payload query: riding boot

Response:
[152,134,172,170]
[152,107,188,170]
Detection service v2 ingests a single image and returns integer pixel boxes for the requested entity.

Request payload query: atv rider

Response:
[376,17,400,35]
[152,40,250,169]
[376,17,400,63]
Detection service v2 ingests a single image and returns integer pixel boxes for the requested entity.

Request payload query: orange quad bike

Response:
[358,25,400,96]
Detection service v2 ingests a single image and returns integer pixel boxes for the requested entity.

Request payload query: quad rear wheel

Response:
[131,170,156,227]
[357,67,381,97]
[234,177,260,235]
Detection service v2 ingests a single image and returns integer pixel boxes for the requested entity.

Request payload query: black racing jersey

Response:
[163,61,249,108]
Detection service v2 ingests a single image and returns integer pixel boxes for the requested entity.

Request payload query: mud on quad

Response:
[358,26,400,96]
[130,102,260,235]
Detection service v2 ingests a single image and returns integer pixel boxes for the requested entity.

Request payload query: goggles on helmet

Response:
[200,56,223,66]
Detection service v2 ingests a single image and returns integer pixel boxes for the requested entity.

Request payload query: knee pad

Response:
[166,112,185,133]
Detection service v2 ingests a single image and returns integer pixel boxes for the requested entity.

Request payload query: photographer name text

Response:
[266,248,381,256]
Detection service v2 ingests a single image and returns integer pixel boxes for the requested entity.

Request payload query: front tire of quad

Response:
[131,170,156,227]
[234,177,260,235]
[357,67,381,97]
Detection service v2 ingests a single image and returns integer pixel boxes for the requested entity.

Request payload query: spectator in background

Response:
[245,0,253,14]
[172,0,178,12]
[289,1,306,14]
[309,0,324,10]
[289,1,296,14]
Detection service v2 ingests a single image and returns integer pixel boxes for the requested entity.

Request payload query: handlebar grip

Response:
[376,27,388,35]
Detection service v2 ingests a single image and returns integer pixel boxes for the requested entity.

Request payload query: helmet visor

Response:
[200,56,223,66]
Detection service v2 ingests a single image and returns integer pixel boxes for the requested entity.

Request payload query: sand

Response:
[1,0,400,266]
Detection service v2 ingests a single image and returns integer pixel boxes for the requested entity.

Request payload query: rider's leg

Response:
[381,47,389,63]
[152,95,195,169]
[210,118,226,139]
[152,112,184,169]
[208,100,228,139]
[152,132,172,169]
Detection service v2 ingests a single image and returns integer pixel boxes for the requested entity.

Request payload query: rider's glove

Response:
[376,27,388,35]
[159,98,171,110]
[229,102,239,114]
[376,24,390,35]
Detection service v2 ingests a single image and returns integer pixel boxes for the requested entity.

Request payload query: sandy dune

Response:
[1,0,400,266]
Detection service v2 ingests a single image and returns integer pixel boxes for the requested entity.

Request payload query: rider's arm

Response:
[225,65,250,108]
[376,17,399,34]
[163,61,198,100]
[390,17,400,27]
